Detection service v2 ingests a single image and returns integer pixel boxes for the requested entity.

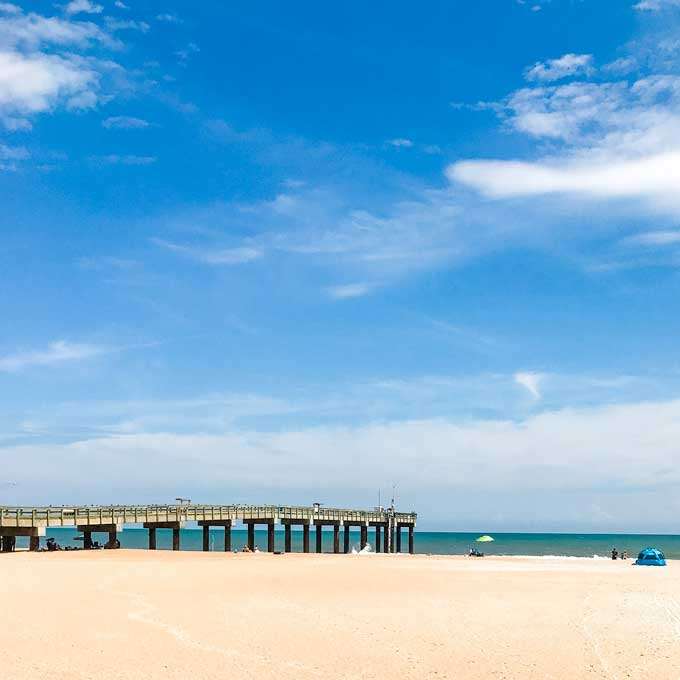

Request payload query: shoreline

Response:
[2,547,659,562]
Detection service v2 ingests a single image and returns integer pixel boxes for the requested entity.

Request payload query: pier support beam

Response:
[76,524,122,549]
[243,519,276,552]
[143,521,183,551]
[268,522,275,553]
[360,524,368,550]
[396,525,402,553]
[409,525,414,554]
[284,523,292,553]
[316,524,323,553]
[1,536,15,552]
[384,524,389,553]
[333,524,340,554]
[198,520,232,552]
[29,535,40,551]
[343,525,350,553]
[375,525,381,553]
[303,524,310,553]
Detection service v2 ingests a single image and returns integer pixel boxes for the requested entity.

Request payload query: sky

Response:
[3,0,680,532]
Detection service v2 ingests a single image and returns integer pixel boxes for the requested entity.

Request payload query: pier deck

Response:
[0,504,417,554]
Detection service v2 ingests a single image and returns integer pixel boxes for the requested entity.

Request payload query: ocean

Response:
[14,527,680,558]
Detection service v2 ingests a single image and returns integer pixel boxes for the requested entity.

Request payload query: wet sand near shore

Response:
[2,550,679,679]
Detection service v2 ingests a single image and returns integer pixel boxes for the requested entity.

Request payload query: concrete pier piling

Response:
[197,520,232,552]
[360,524,368,550]
[0,504,416,555]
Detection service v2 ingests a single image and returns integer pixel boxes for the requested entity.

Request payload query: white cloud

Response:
[0,50,99,119]
[102,115,149,129]
[153,238,263,265]
[96,154,156,165]
[514,372,544,399]
[105,18,149,33]
[6,398,680,530]
[525,53,594,82]
[0,9,127,128]
[114,0,128,8]
[387,138,414,148]
[326,282,373,299]
[156,13,181,23]
[0,142,28,159]
[634,0,680,10]
[0,12,109,49]
[448,74,680,215]
[623,230,680,245]
[448,150,680,205]
[0,340,108,372]
[64,0,103,16]
[0,3,20,14]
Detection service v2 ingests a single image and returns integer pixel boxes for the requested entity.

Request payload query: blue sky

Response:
[3,0,680,531]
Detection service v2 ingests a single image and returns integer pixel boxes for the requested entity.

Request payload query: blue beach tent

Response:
[634,547,666,566]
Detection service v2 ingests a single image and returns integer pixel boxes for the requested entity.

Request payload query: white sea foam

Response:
[504,554,608,560]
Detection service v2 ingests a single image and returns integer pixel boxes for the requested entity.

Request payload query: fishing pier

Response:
[0,504,417,554]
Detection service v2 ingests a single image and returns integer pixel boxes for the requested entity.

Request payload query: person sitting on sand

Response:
[242,545,251,553]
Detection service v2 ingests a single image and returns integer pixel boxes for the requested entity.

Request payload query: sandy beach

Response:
[2,551,679,679]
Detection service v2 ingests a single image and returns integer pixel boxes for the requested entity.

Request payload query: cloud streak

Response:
[0,340,108,372]
[153,238,263,265]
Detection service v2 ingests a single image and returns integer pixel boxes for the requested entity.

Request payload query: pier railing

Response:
[0,504,417,529]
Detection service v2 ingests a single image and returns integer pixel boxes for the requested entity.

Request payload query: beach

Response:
[2,551,679,679]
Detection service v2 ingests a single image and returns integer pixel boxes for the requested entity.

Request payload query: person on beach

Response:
[611,548,618,560]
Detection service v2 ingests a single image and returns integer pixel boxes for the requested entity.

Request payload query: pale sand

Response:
[2,551,680,679]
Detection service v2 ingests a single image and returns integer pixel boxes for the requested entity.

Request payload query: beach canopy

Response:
[634,547,666,566]
[476,535,494,543]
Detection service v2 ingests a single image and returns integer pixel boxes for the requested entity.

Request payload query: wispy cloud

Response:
[153,238,263,265]
[102,115,149,129]
[156,13,181,23]
[326,282,373,299]
[387,138,414,148]
[0,340,109,372]
[525,53,594,82]
[634,0,680,10]
[623,230,680,246]
[95,154,157,165]
[64,0,103,15]
[105,18,149,33]
[514,372,544,399]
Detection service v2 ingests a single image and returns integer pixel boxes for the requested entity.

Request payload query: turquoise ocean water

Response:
[14,527,680,558]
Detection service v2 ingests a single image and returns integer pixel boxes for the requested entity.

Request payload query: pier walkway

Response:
[0,504,417,554]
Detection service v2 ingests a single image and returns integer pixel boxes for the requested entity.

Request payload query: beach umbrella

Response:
[476,535,494,543]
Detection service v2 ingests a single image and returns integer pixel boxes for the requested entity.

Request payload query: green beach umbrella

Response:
[476,535,494,543]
